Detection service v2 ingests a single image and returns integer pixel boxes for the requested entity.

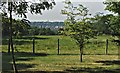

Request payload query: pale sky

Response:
[12,0,111,22]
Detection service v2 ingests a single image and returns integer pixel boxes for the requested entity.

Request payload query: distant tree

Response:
[61,0,95,62]
[1,0,55,73]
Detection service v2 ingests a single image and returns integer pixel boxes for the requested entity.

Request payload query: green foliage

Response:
[29,27,58,35]
[1,1,56,72]
[1,0,56,37]
[61,0,95,46]
[107,15,120,37]
[91,14,112,35]
[2,18,58,37]
[61,0,96,62]
[104,1,120,42]
[2,16,10,36]
[2,16,30,37]
[104,1,120,15]
[1,0,56,18]
[64,20,95,45]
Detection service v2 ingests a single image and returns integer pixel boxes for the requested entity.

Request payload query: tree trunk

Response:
[9,2,18,73]
[79,43,83,62]
[80,47,82,62]
[8,38,10,54]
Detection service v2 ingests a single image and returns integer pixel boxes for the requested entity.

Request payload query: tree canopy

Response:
[104,1,120,41]
[1,0,55,18]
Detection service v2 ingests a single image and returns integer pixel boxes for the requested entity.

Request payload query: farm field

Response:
[2,35,120,73]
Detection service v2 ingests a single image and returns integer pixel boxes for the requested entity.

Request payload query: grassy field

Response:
[2,35,120,73]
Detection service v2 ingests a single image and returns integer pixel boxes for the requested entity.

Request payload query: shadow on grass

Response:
[96,60,120,65]
[2,68,120,73]
[112,40,120,44]
[2,53,13,72]
[18,71,67,73]
[17,63,36,70]
[2,63,36,73]
[16,57,33,61]
[15,52,48,57]
[64,67,120,73]
[2,52,48,72]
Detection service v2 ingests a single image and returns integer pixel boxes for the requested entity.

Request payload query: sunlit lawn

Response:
[2,35,120,73]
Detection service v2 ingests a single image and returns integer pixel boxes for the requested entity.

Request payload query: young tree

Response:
[1,0,55,73]
[61,0,95,62]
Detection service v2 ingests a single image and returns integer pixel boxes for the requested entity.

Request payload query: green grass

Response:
[2,35,120,73]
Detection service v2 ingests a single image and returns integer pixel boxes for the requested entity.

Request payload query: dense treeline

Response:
[29,26,58,35]
[2,17,59,37]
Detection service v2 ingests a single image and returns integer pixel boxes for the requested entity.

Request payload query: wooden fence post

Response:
[106,39,108,55]
[33,38,35,54]
[58,39,59,55]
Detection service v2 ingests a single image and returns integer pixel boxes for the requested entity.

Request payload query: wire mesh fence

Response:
[2,35,118,55]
